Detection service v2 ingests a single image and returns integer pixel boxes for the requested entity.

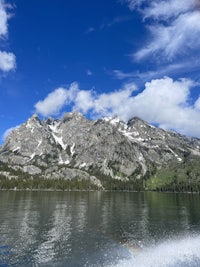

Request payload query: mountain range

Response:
[0,112,200,191]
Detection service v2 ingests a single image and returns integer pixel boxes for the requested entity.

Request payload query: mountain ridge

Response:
[0,112,200,191]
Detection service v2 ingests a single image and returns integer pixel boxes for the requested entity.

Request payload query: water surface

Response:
[0,191,200,266]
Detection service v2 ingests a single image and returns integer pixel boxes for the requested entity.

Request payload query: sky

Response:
[1,0,200,142]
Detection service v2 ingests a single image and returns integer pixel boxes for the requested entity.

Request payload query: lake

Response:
[0,191,200,267]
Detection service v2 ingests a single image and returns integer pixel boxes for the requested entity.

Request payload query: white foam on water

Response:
[107,235,200,267]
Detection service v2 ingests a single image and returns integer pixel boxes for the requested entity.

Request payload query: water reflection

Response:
[0,191,200,266]
[34,203,72,264]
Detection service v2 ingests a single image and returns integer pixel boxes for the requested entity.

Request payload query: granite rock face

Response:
[1,112,200,189]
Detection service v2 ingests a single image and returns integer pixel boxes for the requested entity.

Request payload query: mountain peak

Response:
[27,113,41,125]
[32,113,39,118]
[61,111,86,123]
[127,116,149,127]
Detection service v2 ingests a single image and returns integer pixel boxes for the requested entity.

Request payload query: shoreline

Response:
[0,188,199,194]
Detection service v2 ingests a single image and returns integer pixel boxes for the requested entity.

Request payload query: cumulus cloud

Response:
[124,0,200,61]
[34,82,137,118]
[34,83,79,117]
[122,77,200,137]
[0,0,16,72]
[131,77,195,128]
[91,84,137,118]
[74,90,95,113]
[35,88,68,117]
[34,77,200,137]
[0,51,16,71]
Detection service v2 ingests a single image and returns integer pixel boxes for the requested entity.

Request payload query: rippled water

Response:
[0,191,200,266]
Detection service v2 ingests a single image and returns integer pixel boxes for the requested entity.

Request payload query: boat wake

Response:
[107,235,200,267]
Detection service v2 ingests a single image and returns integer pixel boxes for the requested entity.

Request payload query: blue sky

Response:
[1,0,200,142]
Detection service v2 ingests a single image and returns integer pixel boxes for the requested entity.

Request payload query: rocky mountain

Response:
[1,112,200,191]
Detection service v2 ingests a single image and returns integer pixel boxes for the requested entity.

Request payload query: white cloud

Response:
[112,69,135,80]
[131,77,193,121]
[124,0,200,62]
[142,0,196,20]
[0,0,16,72]
[34,83,79,117]
[74,90,95,113]
[35,88,68,117]
[0,51,16,71]
[123,0,146,10]
[0,0,8,37]
[98,77,200,137]
[195,97,200,110]
[125,0,196,17]
[135,11,200,61]
[65,82,79,104]
[34,78,200,137]
[123,77,200,137]
[92,84,137,118]
[112,59,200,82]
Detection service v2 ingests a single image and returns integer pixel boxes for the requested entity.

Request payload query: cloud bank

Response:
[124,0,200,62]
[35,77,200,137]
[0,0,16,72]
